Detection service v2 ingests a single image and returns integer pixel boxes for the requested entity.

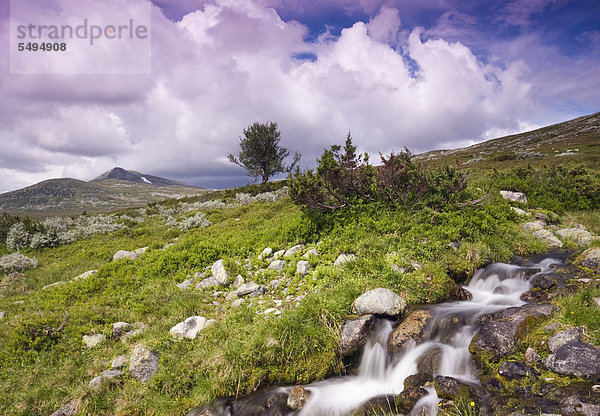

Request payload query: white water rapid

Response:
[297,257,560,416]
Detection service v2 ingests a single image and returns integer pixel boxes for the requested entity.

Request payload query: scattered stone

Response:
[524,347,542,365]
[273,250,286,259]
[270,279,281,289]
[122,329,143,343]
[233,275,245,288]
[523,221,546,232]
[111,354,129,369]
[113,250,140,261]
[0,311,5,320]
[532,229,563,248]
[388,310,433,353]
[555,228,593,246]
[296,260,311,276]
[434,375,464,400]
[334,253,357,267]
[50,399,81,416]
[472,303,557,358]
[112,322,132,337]
[83,334,106,348]
[500,190,527,204]
[263,308,280,315]
[284,245,305,258]
[259,247,273,260]
[196,276,219,289]
[533,274,556,290]
[391,264,406,274]
[577,247,600,271]
[352,288,407,317]
[268,260,286,272]
[592,385,600,393]
[89,369,123,391]
[231,299,245,309]
[211,259,230,286]
[302,249,319,258]
[226,282,261,300]
[287,386,310,410]
[543,341,600,379]
[177,279,194,289]
[498,361,539,380]
[511,207,529,216]
[547,327,584,352]
[594,298,600,308]
[42,281,66,290]
[521,290,550,302]
[561,395,600,416]
[170,316,208,340]
[72,270,97,281]
[134,247,149,255]
[545,323,560,332]
[339,314,376,356]
[129,345,159,383]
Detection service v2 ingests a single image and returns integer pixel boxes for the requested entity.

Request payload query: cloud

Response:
[0,0,580,194]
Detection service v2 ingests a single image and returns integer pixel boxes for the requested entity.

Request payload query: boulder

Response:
[296,260,311,276]
[511,207,529,216]
[352,288,407,317]
[122,329,143,343]
[211,259,230,286]
[226,282,260,300]
[302,249,319,258]
[233,275,245,288]
[50,399,81,416]
[339,314,376,356]
[112,322,132,337]
[334,253,357,267]
[543,341,600,379]
[284,245,305,258]
[524,347,542,365]
[532,229,563,248]
[177,279,194,289]
[500,190,527,204]
[135,247,148,255]
[196,276,219,289]
[397,387,428,413]
[388,310,433,353]
[417,346,443,375]
[403,373,433,391]
[472,303,557,358]
[82,334,105,348]
[561,395,600,416]
[498,361,539,380]
[523,221,546,232]
[129,345,159,383]
[111,354,129,369]
[287,385,310,410]
[268,260,286,272]
[258,247,273,260]
[547,327,584,352]
[72,270,97,281]
[555,228,592,246]
[577,247,600,271]
[273,250,286,259]
[434,375,467,400]
[170,316,208,340]
[89,369,123,391]
[449,284,473,301]
[532,274,556,290]
[113,250,140,261]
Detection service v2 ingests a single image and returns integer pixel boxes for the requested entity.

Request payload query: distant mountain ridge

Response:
[0,168,207,217]
[90,167,189,187]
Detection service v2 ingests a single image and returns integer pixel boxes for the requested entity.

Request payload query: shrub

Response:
[0,252,38,272]
[6,222,30,251]
[180,212,212,231]
[29,232,59,250]
[289,134,466,213]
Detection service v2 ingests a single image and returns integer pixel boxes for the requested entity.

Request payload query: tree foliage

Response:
[289,133,466,213]
[228,121,300,184]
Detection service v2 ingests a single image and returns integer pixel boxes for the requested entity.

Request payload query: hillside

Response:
[415,111,600,170]
[0,171,208,218]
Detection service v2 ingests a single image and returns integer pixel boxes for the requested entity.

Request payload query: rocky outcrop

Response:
[388,309,433,353]
[532,229,563,248]
[555,228,592,246]
[547,327,584,352]
[561,395,600,416]
[500,191,527,204]
[577,247,600,271]
[352,288,407,317]
[339,314,376,356]
[226,282,261,300]
[113,250,140,261]
[543,341,600,379]
[471,303,557,358]
[129,345,159,383]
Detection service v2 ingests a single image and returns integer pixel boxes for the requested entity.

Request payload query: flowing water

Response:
[295,257,561,416]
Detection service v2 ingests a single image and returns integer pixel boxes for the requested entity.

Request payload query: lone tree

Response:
[228,121,301,184]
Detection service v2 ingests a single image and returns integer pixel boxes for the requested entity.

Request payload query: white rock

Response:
[83,334,106,348]
[296,260,311,276]
[352,288,407,317]
[233,275,245,288]
[264,308,280,315]
[226,282,261,300]
[258,247,273,260]
[134,247,149,255]
[211,259,230,286]
[511,207,529,216]
[284,245,305,258]
[273,250,286,259]
[111,354,129,369]
[177,279,193,289]
[42,281,66,290]
[302,249,319,258]
[113,250,140,261]
[334,253,357,267]
[523,220,546,232]
[169,316,207,340]
[72,270,97,281]
[112,322,132,337]
[268,260,286,271]
[532,229,563,248]
[196,276,219,289]
[89,369,123,391]
[0,311,5,320]
[500,190,527,204]
[555,228,593,246]
[231,298,246,308]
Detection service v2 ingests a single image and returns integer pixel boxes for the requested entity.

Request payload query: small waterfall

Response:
[296,257,560,416]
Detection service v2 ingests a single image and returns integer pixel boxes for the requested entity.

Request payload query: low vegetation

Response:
[0,129,599,415]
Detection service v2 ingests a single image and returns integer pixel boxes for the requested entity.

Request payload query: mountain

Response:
[90,167,189,187]
[415,111,600,169]
[0,169,207,217]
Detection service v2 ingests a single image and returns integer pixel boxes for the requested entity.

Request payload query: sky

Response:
[0,0,599,192]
